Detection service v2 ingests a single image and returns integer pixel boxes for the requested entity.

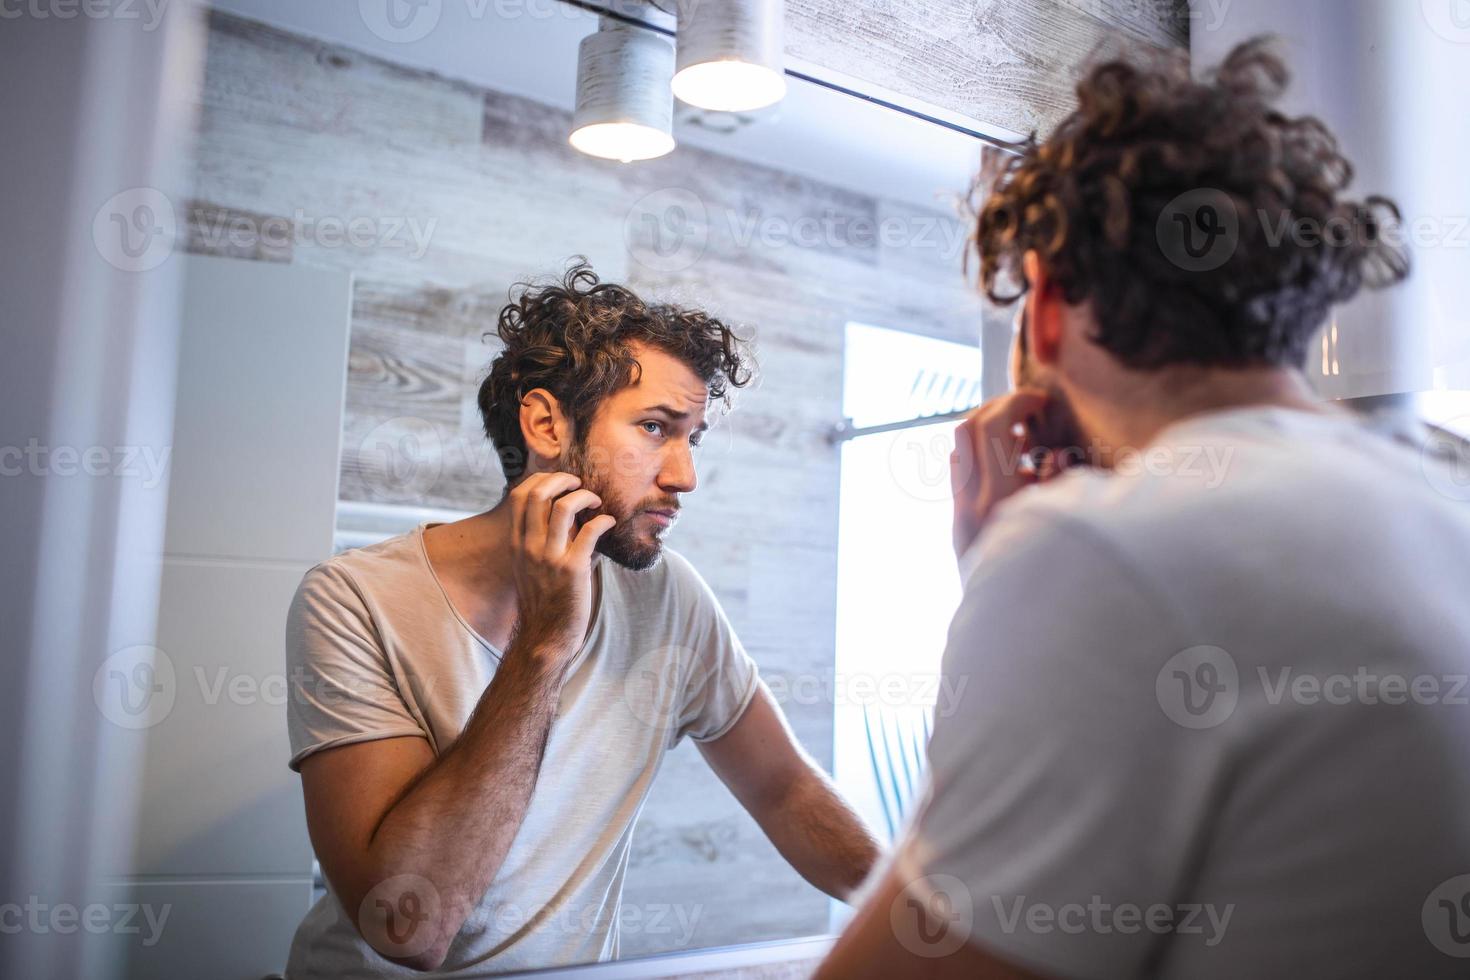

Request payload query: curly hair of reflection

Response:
[971,36,1411,371]
[478,259,755,482]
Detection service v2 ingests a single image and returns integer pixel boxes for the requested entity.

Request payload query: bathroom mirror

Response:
[154,0,1016,974]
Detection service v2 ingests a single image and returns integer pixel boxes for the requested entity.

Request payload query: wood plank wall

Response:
[787,0,1190,137]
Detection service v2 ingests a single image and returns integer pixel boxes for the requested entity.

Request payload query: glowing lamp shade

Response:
[671,0,787,113]
[568,121,675,163]
[570,21,676,163]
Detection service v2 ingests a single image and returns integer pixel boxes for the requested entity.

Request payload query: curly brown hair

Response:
[974,37,1410,370]
[478,260,754,482]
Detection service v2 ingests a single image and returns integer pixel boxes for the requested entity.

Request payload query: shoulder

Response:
[968,475,1177,611]
[290,529,425,614]
[968,450,1277,631]
[951,476,1194,681]
[989,408,1469,575]
[973,468,1142,574]
[323,528,424,581]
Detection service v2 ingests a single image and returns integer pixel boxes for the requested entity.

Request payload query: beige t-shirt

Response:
[282,522,760,978]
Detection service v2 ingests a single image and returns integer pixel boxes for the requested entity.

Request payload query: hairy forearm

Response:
[354,639,567,967]
[760,767,883,902]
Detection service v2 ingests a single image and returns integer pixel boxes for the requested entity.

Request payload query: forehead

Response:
[610,342,710,411]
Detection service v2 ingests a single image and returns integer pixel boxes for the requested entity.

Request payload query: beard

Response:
[561,441,672,572]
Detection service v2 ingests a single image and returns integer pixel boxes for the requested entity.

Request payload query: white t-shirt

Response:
[894,406,1470,979]
[283,524,759,978]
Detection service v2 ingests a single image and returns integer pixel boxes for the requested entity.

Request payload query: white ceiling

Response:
[203,0,992,212]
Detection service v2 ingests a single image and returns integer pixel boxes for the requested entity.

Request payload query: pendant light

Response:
[570,16,677,163]
[671,0,786,113]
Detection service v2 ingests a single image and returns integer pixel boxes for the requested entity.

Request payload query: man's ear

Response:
[1022,250,1063,368]
[518,388,572,467]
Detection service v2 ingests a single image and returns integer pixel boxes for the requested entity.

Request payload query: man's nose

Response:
[658,443,697,494]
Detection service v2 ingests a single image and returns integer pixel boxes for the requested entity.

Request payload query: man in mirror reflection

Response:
[819,37,1470,980]
[283,262,881,975]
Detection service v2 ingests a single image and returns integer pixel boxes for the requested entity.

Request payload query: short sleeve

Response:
[664,553,760,744]
[285,562,428,772]
[891,506,1231,979]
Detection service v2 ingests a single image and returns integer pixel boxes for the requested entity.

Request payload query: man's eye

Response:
[641,421,664,436]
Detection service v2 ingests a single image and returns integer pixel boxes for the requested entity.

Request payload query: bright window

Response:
[831,322,984,874]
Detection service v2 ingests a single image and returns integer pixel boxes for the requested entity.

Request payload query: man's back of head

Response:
[974,37,1412,461]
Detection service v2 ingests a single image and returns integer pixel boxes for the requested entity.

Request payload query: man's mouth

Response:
[644,508,678,528]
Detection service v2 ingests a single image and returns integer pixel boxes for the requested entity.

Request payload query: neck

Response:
[424,502,518,595]
[1068,365,1337,462]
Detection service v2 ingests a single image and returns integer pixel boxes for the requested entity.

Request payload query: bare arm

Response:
[298,473,615,972]
[698,681,882,902]
[300,640,566,971]
[814,863,1049,980]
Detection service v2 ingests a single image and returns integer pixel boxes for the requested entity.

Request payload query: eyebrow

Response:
[640,404,709,432]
